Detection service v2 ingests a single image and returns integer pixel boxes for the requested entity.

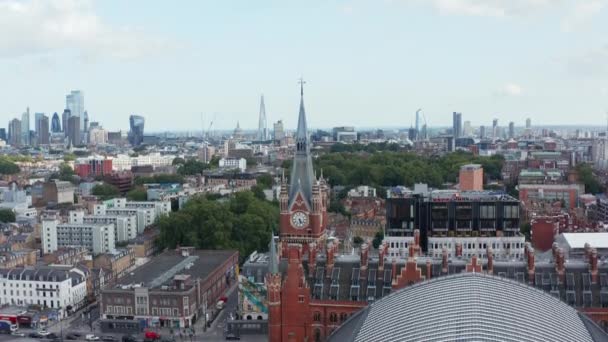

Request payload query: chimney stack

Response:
[442,247,449,274]
[378,242,387,272]
[486,247,494,275]
[326,242,335,275]
[360,243,369,271]
[391,258,397,285]
[455,242,463,258]
[526,243,535,285]
[590,247,598,284]
[426,259,432,280]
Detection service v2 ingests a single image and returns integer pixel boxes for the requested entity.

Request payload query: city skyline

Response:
[0,1,607,131]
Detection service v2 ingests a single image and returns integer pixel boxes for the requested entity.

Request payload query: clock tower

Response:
[279,80,329,247]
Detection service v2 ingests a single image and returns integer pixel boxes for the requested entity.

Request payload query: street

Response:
[0,283,266,342]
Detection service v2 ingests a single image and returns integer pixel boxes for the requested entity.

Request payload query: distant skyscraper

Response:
[66,90,84,131]
[8,118,21,146]
[35,113,49,145]
[273,120,285,144]
[67,115,80,146]
[452,112,462,139]
[415,109,421,138]
[0,129,6,142]
[480,125,486,139]
[83,111,89,132]
[128,115,145,146]
[21,107,30,146]
[62,109,71,137]
[526,118,531,129]
[508,121,515,139]
[257,95,268,141]
[36,114,50,145]
[51,112,61,133]
[463,120,472,136]
[492,118,498,139]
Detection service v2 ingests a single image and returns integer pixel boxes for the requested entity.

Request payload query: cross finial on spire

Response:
[298,77,306,97]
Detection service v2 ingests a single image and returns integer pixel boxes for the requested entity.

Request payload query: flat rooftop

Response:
[116,249,237,289]
[562,233,608,249]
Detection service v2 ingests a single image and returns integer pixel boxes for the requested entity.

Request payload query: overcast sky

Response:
[1,0,607,131]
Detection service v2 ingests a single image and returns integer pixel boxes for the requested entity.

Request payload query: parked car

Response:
[102,336,117,342]
[38,330,51,337]
[29,332,42,338]
[11,331,25,337]
[66,334,79,340]
[46,333,58,339]
[122,335,137,342]
[86,334,100,341]
[225,333,240,341]
[144,331,160,340]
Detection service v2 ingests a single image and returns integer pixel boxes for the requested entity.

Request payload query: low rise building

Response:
[0,266,88,318]
[41,247,89,266]
[42,219,116,255]
[219,157,247,172]
[94,248,135,280]
[100,247,238,329]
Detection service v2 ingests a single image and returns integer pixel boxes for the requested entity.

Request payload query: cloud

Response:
[408,0,559,17]
[561,0,606,31]
[497,83,524,96]
[568,45,608,76]
[0,0,175,60]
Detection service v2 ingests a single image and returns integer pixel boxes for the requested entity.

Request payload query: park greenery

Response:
[577,163,605,194]
[157,191,278,262]
[177,159,208,176]
[126,187,148,201]
[283,151,505,189]
[0,157,20,175]
[92,183,121,200]
[0,209,16,223]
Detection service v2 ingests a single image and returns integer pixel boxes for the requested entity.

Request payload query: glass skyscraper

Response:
[128,115,145,146]
[66,90,84,131]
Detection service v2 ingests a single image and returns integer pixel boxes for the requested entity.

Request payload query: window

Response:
[298,296,304,303]
[313,312,321,322]
[329,313,338,323]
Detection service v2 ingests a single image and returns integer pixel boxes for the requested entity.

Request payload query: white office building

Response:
[42,218,115,255]
[0,266,88,318]
[111,153,175,171]
[219,157,247,172]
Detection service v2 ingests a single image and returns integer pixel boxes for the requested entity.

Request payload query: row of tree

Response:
[283,151,505,189]
[156,192,279,261]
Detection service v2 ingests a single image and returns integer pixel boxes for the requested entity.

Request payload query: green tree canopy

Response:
[0,209,16,223]
[156,191,279,262]
[177,159,208,175]
[0,158,20,175]
[92,183,121,200]
[577,164,605,194]
[126,187,148,201]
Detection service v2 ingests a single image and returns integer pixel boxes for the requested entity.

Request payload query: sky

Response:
[0,0,607,132]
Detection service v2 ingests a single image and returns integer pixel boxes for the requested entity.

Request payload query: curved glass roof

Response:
[339,273,598,342]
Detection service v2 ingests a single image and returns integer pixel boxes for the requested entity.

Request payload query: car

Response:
[66,334,79,340]
[38,330,51,337]
[86,334,100,341]
[11,331,25,337]
[121,335,137,342]
[46,333,58,339]
[29,332,42,338]
[102,336,117,342]
[225,333,240,341]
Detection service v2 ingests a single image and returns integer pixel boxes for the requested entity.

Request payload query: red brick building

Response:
[75,156,113,178]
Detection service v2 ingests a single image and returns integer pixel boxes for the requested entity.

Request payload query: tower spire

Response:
[289,79,315,205]
[258,94,267,141]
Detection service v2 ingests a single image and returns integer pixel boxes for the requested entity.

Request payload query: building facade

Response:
[0,266,88,318]
[42,218,116,255]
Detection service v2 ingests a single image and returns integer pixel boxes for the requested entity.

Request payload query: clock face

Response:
[291,211,309,228]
